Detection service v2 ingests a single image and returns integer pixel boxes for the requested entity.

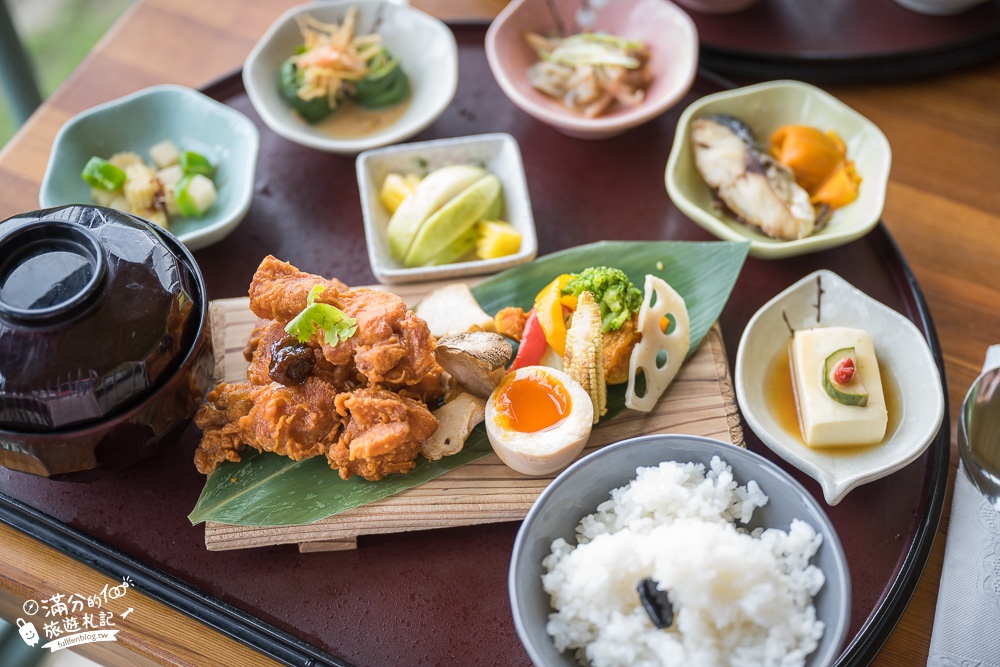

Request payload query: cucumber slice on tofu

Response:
[175,174,217,218]
[822,347,869,407]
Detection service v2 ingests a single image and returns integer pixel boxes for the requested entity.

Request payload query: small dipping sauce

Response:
[485,366,592,476]
[314,97,410,139]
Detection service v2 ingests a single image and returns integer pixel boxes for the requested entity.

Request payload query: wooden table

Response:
[1,0,998,665]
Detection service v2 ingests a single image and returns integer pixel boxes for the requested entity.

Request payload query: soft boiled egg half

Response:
[485,366,593,476]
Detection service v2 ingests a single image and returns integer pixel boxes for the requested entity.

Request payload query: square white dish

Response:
[356,133,538,284]
[735,269,944,505]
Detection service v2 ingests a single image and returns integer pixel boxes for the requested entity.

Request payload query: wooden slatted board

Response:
[203,282,743,552]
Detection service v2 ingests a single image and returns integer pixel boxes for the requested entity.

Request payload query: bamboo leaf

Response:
[188,241,749,526]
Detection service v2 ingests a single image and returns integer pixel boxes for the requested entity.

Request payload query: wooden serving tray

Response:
[202,285,742,552]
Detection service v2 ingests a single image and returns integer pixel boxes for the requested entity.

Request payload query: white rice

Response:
[542,456,826,667]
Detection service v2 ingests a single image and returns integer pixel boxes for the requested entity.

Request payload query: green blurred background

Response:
[1,0,130,148]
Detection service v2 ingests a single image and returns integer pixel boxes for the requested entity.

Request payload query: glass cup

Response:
[958,345,1000,511]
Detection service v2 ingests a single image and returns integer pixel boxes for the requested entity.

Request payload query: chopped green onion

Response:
[285,285,357,346]
[179,151,214,177]
[81,157,126,191]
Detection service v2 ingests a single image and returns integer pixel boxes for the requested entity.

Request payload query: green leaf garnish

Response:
[284,285,357,346]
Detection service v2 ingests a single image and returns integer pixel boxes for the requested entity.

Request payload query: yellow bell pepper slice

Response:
[534,274,573,357]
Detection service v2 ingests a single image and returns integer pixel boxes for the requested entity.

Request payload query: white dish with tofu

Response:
[735,270,944,505]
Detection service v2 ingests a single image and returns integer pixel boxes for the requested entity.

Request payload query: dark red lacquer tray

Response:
[0,25,947,667]
[690,0,1000,81]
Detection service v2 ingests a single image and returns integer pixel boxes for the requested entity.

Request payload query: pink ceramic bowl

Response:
[485,0,699,140]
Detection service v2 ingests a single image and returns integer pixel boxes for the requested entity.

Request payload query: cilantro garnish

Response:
[284,285,357,346]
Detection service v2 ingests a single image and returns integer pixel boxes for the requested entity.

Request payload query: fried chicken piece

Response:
[248,256,348,322]
[193,382,256,474]
[246,256,441,399]
[494,306,528,341]
[246,321,293,385]
[603,314,643,385]
[326,387,439,481]
[194,382,253,475]
[247,320,370,392]
[193,376,345,474]
[243,320,270,362]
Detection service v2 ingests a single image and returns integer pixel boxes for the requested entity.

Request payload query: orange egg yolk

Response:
[494,372,571,433]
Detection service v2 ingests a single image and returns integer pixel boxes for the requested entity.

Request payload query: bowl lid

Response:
[0,205,202,431]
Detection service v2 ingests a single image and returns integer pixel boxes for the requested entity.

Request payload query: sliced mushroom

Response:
[414,283,497,338]
[420,393,487,461]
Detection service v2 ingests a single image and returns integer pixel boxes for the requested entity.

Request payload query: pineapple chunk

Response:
[379,173,422,214]
[475,220,522,259]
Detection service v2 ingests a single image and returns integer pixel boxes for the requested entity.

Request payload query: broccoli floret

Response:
[562,266,642,333]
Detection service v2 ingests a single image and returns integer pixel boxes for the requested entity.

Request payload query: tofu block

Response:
[790,327,888,447]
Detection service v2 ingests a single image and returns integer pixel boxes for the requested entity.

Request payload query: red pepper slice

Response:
[509,308,546,371]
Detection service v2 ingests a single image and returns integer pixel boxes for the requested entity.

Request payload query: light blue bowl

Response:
[39,84,259,251]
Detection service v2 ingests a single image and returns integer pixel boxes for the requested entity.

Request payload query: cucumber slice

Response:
[355,49,409,109]
[278,58,335,124]
[822,347,869,407]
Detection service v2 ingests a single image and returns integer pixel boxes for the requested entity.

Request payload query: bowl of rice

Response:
[509,434,850,667]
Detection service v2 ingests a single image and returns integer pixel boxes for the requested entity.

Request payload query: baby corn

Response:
[563,291,607,423]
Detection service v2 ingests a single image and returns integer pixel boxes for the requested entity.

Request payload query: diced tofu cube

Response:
[176,173,216,217]
[789,327,888,447]
[91,187,120,207]
[107,196,129,213]
[163,186,181,217]
[149,140,180,169]
[157,164,184,187]
[108,152,144,169]
[143,208,169,228]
